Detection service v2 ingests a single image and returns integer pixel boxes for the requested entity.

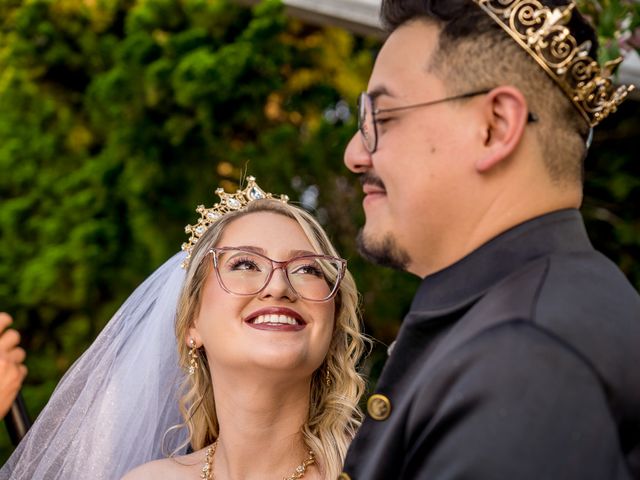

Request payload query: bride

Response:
[2,177,368,480]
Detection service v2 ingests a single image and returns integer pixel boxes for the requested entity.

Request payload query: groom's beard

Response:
[356,229,410,271]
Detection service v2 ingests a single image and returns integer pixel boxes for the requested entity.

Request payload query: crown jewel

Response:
[181,176,289,268]
[472,0,635,127]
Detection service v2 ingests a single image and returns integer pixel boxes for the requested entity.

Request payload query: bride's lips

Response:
[244,307,306,332]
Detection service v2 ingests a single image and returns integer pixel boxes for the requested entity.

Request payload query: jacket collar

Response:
[408,209,593,315]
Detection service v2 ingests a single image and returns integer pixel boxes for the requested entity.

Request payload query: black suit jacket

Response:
[342,209,640,479]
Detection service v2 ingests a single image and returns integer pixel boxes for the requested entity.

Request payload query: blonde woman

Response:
[127,179,366,479]
[2,178,367,480]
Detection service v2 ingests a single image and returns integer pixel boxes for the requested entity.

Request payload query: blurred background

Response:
[0,0,638,461]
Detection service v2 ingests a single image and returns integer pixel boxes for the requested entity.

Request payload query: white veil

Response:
[0,252,190,479]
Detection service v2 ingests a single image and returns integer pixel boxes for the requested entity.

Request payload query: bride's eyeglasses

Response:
[209,247,346,302]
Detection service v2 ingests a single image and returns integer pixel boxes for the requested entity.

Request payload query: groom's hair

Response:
[379,0,597,184]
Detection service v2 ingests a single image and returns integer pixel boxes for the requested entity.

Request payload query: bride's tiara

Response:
[181,176,289,268]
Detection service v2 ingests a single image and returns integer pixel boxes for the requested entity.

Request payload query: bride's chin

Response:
[242,355,320,383]
[209,341,325,381]
[250,353,318,376]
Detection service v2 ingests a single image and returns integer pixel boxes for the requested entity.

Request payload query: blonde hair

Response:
[174,199,368,479]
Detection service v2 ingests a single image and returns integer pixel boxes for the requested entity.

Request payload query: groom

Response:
[341,0,640,479]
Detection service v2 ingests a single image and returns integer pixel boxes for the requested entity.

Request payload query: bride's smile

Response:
[245,307,307,330]
[189,211,335,376]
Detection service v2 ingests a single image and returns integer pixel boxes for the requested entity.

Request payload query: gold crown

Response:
[472,0,635,127]
[181,176,289,268]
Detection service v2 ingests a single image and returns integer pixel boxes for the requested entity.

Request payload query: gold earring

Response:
[188,338,198,376]
[325,368,331,387]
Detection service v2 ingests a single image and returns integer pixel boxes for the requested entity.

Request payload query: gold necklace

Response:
[201,442,216,479]
[200,442,315,480]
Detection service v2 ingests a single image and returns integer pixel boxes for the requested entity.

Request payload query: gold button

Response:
[337,474,351,480]
[367,393,391,421]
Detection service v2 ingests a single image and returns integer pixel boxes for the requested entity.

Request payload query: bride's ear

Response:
[187,327,202,347]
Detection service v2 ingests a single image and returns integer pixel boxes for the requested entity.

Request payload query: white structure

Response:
[619,50,640,91]
[238,0,383,36]
[280,0,383,36]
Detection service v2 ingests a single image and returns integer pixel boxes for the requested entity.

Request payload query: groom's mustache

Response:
[359,172,386,191]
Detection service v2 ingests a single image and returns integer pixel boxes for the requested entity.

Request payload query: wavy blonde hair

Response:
[174,198,368,479]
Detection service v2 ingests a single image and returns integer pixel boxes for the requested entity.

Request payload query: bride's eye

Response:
[227,257,262,272]
[290,262,324,278]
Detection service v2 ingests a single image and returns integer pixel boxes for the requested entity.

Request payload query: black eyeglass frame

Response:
[209,247,347,303]
[357,89,538,154]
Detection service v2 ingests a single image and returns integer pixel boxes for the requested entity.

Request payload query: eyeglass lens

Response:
[358,93,376,153]
[215,249,342,301]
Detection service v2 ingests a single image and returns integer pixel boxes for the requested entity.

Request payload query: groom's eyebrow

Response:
[368,84,394,100]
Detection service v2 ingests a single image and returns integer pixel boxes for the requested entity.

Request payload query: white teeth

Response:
[251,314,298,325]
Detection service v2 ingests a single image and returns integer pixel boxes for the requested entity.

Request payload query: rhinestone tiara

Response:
[180,176,289,268]
[472,0,635,127]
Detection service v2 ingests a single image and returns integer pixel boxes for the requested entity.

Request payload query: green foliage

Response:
[577,0,640,61]
[0,0,403,461]
[583,100,640,286]
[0,0,638,463]
[574,1,640,292]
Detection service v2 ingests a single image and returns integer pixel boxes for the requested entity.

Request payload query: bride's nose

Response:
[258,267,297,301]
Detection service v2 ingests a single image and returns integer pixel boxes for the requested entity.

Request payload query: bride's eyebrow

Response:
[289,249,318,257]
[223,246,318,258]
[225,245,265,254]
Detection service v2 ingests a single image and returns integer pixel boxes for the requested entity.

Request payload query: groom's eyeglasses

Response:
[209,247,346,302]
[357,89,538,154]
